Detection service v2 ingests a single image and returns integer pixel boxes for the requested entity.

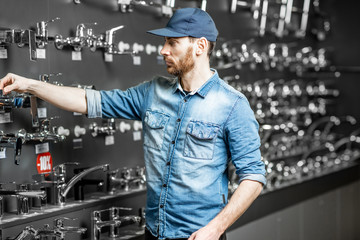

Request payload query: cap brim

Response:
[147,27,188,38]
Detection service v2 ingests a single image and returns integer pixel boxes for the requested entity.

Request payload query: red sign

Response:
[36,152,53,174]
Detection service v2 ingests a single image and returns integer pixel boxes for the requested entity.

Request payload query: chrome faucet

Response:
[107,166,146,193]
[12,226,38,240]
[57,164,109,205]
[0,28,36,61]
[24,118,67,143]
[32,162,79,205]
[92,207,141,240]
[54,217,87,235]
[0,186,46,217]
[12,218,86,240]
[36,17,60,48]
[54,22,98,51]
[93,25,135,55]
[0,129,26,165]
[90,118,116,137]
[0,91,31,109]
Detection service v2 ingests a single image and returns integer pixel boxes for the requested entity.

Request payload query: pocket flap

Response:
[186,121,220,140]
[144,111,169,129]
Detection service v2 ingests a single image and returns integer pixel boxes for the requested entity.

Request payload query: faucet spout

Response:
[13,226,38,240]
[58,164,109,205]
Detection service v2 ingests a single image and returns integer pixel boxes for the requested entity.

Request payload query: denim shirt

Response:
[86,70,266,239]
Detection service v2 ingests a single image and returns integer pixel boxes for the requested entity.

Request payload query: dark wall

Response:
[317,0,360,120]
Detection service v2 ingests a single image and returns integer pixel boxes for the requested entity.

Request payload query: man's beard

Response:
[165,46,195,77]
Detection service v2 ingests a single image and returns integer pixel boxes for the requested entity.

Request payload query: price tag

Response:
[0,112,12,124]
[35,142,50,155]
[104,53,113,62]
[73,138,83,149]
[72,51,82,61]
[36,48,46,59]
[133,131,142,141]
[37,107,47,118]
[0,48,8,59]
[36,152,53,174]
[0,148,6,159]
[133,56,141,65]
[105,135,115,146]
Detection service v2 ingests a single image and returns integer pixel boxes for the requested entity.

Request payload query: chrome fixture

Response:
[0,183,46,217]
[12,217,86,240]
[0,28,36,60]
[32,162,80,205]
[92,207,141,240]
[36,17,60,48]
[95,25,136,55]
[39,73,62,83]
[0,129,26,165]
[90,118,116,137]
[107,166,146,194]
[54,23,135,56]
[0,90,31,109]
[73,167,105,200]
[54,22,98,52]
[57,164,109,205]
[230,0,322,39]
[118,0,175,16]
[25,118,67,143]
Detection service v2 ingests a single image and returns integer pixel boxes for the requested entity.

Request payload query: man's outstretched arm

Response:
[0,73,87,114]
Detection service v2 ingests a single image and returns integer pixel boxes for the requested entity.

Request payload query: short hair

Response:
[189,37,216,58]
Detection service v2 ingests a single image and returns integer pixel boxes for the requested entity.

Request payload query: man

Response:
[0,8,265,240]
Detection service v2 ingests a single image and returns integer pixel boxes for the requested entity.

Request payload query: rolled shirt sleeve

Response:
[225,96,266,186]
[85,81,151,120]
[86,89,102,118]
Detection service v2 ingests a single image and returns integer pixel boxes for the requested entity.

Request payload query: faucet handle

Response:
[39,73,62,82]
[53,162,80,176]
[54,217,77,228]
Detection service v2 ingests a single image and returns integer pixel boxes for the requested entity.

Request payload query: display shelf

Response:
[0,188,146,229]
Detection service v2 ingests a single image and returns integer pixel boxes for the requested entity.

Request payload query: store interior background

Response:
[1,0,360,239]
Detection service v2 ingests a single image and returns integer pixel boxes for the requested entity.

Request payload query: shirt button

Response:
[163,184,167,187]
[160,205,164,208]
[177,118,181,122]
[171,140,175,144]
[166,162,170,166]
[184,99,187,103]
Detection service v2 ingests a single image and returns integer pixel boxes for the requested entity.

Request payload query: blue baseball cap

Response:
[147,8,218,42]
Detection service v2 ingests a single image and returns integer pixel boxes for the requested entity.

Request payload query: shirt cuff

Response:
[238,173,267,186]
[86,89,102,118]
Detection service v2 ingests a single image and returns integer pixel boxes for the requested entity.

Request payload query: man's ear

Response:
[195,37,209,56]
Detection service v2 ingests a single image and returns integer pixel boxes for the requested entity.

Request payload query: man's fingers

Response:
[3,85,15,95]
[0,74,14,91]
[188,232,196,240]
[0,73,18,94]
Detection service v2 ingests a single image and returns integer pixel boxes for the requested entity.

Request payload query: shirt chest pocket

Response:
[143,110,170,150]
[184,121,220,160]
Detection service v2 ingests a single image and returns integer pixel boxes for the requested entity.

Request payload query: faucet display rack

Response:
[0,188,146,239]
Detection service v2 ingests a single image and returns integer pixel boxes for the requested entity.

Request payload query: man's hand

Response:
[0,73,30,95]
[188,225,222,240]
[188,180,263,240]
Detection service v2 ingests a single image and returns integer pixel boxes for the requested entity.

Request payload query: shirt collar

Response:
[172,69,219,98]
